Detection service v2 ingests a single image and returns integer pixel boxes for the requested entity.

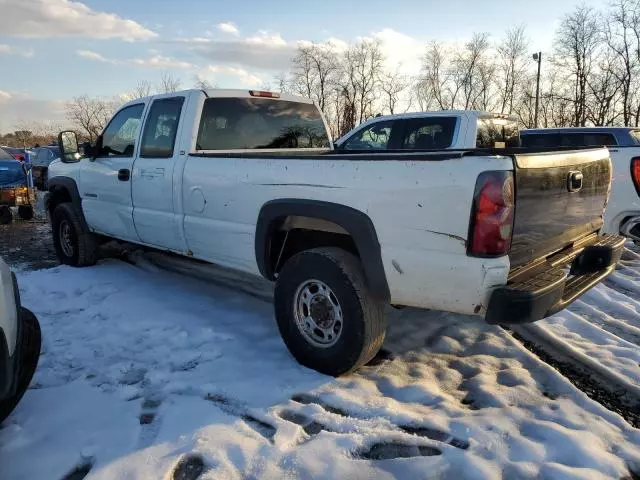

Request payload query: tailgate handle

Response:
[567,171,583,192]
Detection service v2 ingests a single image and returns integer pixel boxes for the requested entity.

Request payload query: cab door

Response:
[131,95,187,251]
[80,103,146,242]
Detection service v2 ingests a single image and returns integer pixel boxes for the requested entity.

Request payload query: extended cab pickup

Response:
[47,90,625,376]
[521,127,640,243]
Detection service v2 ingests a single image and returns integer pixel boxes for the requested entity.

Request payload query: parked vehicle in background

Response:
[521,127,640,243]
[1,148,33,162]
[0,147,35,224]
[46,89,624,376]
[31,146,59,191]
[333,111,521,150]
[0,257,41,424]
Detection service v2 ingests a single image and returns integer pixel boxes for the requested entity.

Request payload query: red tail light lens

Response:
[632,157,640,196]
[468,171,515,257]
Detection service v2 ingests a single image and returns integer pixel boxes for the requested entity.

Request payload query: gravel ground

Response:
[0,216,58,271]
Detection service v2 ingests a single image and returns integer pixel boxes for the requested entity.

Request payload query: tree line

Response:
[5,1,640,145]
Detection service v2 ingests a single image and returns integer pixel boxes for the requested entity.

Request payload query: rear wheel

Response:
[52,203,98,267]
[0,207,12,225]
[18,206,33,221]
[274,247,387,376]
[0,308,41,424]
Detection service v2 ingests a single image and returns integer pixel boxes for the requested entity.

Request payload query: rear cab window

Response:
[195,97,330,150]
[521,132,618,148]
[476,116,520,148]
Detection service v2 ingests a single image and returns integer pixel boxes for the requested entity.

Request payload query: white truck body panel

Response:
[603,147,640,235]
[0,258,17,356]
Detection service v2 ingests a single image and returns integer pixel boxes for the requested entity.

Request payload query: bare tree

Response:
[291,42,339,115]
[605,0,640,125]
[587,52,623,125]
[344,39,385,124]
[131,80,153,99]
[497,25,530,114]
[193,75,215,90]
[158,71,181,94]
[379,67,411,114]
[420,42,451,109]
[453,33,492,110]
[554,5,602,126]
[65,95,115,142]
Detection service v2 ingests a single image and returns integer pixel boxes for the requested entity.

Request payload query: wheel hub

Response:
[59,220,74,257]
[293,279,343,348]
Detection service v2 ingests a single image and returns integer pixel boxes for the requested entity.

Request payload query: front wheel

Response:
[0,207,12,225]
[274,247,387,376]
[52,203,98,267]
[18,206,33,220]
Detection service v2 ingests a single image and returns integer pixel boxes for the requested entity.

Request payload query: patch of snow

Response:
[1,257,639,479]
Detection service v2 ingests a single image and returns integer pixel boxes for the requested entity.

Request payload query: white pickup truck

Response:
[521,127,640,243]
[47,89,624,376]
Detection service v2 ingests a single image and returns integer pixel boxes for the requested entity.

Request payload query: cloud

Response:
[0,93,66,133]
[0,44,34,58]
[75,50,194,69]
[200,65,262,86]
[180,31,296,71]
[76,50,109,62]
[0,0,156,41]
[217,22,238,35]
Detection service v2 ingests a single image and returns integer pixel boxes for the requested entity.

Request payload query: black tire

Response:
[0,207,12,225]
[52,203,98,267]
[18,206,33,221]
[0,308,41,424]
[274,247,387,376]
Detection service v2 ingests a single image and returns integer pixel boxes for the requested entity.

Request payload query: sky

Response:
[0,0,611,133]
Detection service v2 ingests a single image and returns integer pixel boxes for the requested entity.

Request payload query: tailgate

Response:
[510,148,611,267]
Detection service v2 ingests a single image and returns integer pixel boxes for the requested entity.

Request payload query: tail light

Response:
[632,157,640,196]
[468,171,515,257]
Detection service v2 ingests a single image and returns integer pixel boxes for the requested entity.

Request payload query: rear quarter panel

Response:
[182,153,514,315]
[604,146,640,234]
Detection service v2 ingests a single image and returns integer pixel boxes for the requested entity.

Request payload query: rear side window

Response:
[476,118,520,148]
[196,98,330,150]
[140,97,185,158]
[401,117,457,149]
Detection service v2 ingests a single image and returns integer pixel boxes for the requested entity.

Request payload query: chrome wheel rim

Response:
[59,220,74,257]
[293,279,343,348]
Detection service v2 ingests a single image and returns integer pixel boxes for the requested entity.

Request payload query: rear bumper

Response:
[485,234,625,324]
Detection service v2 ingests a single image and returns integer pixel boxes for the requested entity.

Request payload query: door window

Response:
[342,121,394,150]
[102,104,145,157]
[140,97,185,157]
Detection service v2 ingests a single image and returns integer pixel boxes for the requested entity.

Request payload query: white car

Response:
[0,258,41,424]
[46,89,624,376]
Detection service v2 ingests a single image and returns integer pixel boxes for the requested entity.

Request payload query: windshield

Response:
[476,118,521,148]
[196,97,330,150]
[630,130,640,145]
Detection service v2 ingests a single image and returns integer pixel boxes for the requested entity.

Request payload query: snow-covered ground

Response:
[1,253,640,479]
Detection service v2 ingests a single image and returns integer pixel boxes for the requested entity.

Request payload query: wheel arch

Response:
[255,199,390,302]
[45,176,89,229]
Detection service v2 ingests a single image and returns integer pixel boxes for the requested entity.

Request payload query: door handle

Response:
[118,169,130,181]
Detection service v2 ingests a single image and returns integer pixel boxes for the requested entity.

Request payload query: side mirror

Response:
[57,131,81,163]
